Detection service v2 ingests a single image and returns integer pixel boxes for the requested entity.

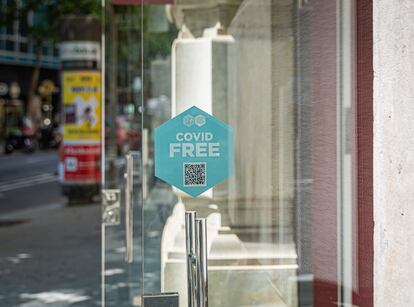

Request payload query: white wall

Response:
[374,1,414,305]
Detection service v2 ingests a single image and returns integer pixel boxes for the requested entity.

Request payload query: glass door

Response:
[102,2,143,306]
[103,0,358,306]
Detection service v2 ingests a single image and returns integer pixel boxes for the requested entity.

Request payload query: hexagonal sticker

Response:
[155,106,233,197]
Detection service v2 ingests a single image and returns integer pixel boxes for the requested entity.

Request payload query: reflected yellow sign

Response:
[63,71,101,142]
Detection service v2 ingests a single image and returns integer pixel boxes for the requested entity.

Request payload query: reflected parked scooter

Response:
[4,116,36,154]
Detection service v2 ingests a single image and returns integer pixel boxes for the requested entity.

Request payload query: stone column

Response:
[374,0,414,305]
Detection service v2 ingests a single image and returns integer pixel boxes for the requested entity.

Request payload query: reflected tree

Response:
[1,0,101,125]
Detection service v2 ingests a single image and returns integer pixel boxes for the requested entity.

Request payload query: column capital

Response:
[170,0,243,37]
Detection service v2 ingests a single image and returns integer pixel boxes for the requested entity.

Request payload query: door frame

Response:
[310,0,373,306]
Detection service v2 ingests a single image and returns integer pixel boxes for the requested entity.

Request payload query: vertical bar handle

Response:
[185,212,197,307]
[196,218,208,307]
[124,153,134,263]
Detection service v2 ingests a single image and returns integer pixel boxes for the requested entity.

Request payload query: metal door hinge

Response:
[102,189,121,226]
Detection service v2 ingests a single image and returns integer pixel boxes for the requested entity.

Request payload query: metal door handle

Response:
[124,153,134,263]
[185,212,208,307]
[185,212,197,307]
[196,218,208,307]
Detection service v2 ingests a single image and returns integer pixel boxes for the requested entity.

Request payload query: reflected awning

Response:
[112,0,173,4]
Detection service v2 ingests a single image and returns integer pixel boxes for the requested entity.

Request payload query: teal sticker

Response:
[155,106,233,197]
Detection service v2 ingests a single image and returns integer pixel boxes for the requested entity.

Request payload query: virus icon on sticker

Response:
[183,115,194,127]
[195,115,206,127]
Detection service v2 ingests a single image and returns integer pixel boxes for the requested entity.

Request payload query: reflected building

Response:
[0,2,59,141]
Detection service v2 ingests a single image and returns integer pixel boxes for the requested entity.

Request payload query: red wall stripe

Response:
[354,0,374,306]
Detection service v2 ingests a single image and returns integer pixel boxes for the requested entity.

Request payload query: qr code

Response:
[183,163,206,186]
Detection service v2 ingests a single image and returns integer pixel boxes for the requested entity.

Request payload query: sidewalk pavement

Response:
[0,202,101,307]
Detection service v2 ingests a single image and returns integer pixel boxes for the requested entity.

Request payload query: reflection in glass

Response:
[103,0,357,306]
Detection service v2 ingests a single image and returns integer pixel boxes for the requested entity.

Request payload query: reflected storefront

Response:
[102,0,372,306]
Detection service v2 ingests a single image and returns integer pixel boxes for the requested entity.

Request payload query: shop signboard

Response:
[155,106,233,197]
[60,41,101,62]
[62,71,101,183]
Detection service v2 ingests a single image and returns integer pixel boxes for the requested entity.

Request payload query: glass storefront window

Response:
[102,1,359,306]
